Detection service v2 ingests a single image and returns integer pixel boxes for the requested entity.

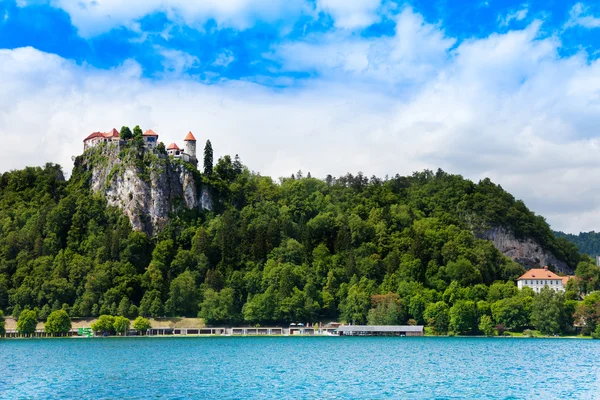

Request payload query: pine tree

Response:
[204,140,213,175]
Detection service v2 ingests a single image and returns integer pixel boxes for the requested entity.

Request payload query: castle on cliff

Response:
[83,128,198,167]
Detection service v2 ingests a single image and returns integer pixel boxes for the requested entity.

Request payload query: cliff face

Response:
[80,144,212,235]
[479,227,572,274]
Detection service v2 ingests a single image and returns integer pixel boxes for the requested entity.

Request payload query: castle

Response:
[83,128,198,167]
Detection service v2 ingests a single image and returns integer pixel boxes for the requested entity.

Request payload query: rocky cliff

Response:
[77,143,212,235]
[478,227,572,274]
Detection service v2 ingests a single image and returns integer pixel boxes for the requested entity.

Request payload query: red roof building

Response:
[517,266,569,293]
[184,132,196,142]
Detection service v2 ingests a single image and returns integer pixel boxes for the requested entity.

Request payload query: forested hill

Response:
[0,144,585,325]
[554,231,600,257]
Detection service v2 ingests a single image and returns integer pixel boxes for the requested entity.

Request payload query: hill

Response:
[0,135,585,326]
[554,231,600,257]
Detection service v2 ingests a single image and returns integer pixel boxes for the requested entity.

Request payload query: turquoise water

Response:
[1,337,599,399]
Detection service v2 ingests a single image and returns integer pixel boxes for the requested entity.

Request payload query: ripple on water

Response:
[1,337,599,399]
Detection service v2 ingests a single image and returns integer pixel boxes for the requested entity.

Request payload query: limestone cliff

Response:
[76,143,213,235]
[478,227,572,274]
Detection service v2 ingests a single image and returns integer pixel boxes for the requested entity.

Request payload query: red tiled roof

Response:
[83,128,119,142]
[106,128,119,138]
[167,143,180,150]
[517,268,561,281]
[184,131,196,141]
[83,131,104,142]
[561,276,575,285]
[143,129,159,137]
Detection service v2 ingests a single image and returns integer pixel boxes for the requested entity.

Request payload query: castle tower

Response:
[184,131,197,160]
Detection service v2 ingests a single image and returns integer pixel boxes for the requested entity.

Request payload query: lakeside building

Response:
[336,325,424,337]
[516,266,573,293]
[82,128,198,167]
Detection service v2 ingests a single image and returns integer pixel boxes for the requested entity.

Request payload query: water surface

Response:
[1,337,598,399]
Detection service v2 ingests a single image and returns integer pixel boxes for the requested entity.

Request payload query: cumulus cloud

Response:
[273,8,455,87]
[2,9,600,233]
[17,0,311,37]
[565,3,600,29]
[498,5,529,27]
[316,0,382,29]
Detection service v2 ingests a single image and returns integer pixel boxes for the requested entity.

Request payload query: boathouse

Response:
[336,325,424,336]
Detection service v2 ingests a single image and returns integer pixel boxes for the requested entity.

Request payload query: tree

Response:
[531,287,565,335]
[113,316,130,336]
[133,125,143,139]
[409,295,426,325]
[449,300,477,335]
[204,140,213,175]
[491,296,531,331]
[45,310,72,336]
[17,309,38,336]
[133,316,151,335]
[91,315,115,335]
[0,310,5,337]
[424,302,450,335]
[592,324,600,340]
[478,315,496,336]
[199,288,237,325]
[167,270,197,317]
[367,293,405,325]
[120,126,133,141]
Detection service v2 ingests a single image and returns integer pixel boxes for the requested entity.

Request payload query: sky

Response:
[0,0,599,234]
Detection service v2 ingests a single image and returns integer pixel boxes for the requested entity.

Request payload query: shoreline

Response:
[1,334,594,340]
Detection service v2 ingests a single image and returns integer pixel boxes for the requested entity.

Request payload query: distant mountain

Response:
[554,231,600,257]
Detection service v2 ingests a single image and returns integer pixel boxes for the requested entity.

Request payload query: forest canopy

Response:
[0,143,589,332]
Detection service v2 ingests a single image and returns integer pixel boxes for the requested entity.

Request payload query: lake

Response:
[0,336,599,399]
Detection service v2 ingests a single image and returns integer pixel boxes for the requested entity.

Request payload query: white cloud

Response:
[213,50,236,67]
[155,47,200,76]
[499,5,529,27]
[17,0,311,37]
[565,3,600,29]
[273,8,455,86]
[2,12,600,234]
[316,0,382,29]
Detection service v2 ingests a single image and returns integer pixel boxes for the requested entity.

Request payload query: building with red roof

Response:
[83,128,197,167]
[517,266,573,292]
[83,128,121,150]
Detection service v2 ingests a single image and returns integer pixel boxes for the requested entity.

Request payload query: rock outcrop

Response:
[478,227,572,274]
[79,143,212,235]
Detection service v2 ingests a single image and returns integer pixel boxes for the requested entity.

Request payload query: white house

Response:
[517,266,573,293]
[166,131,198,166]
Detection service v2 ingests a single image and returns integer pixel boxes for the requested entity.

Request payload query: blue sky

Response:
[0,0,600,233]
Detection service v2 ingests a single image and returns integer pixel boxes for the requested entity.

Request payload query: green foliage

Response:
[204,140,213,175]
[478,315,495,336]
[44,309,71,335]
[367,293,405,325]
[530,287,565,335]
[199,288,238,325]
[491,295,531,331]
[133,316,151,333]
[91,315,115,334]
[424,301,450,335]
[0,160,585,330]
[113,316,130,335]
[449,300,477,335]
[0,310,5,337]
[17,309,37,335]
[120,126,133,141]
[592,324,600,340]
[555,231,600,257]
